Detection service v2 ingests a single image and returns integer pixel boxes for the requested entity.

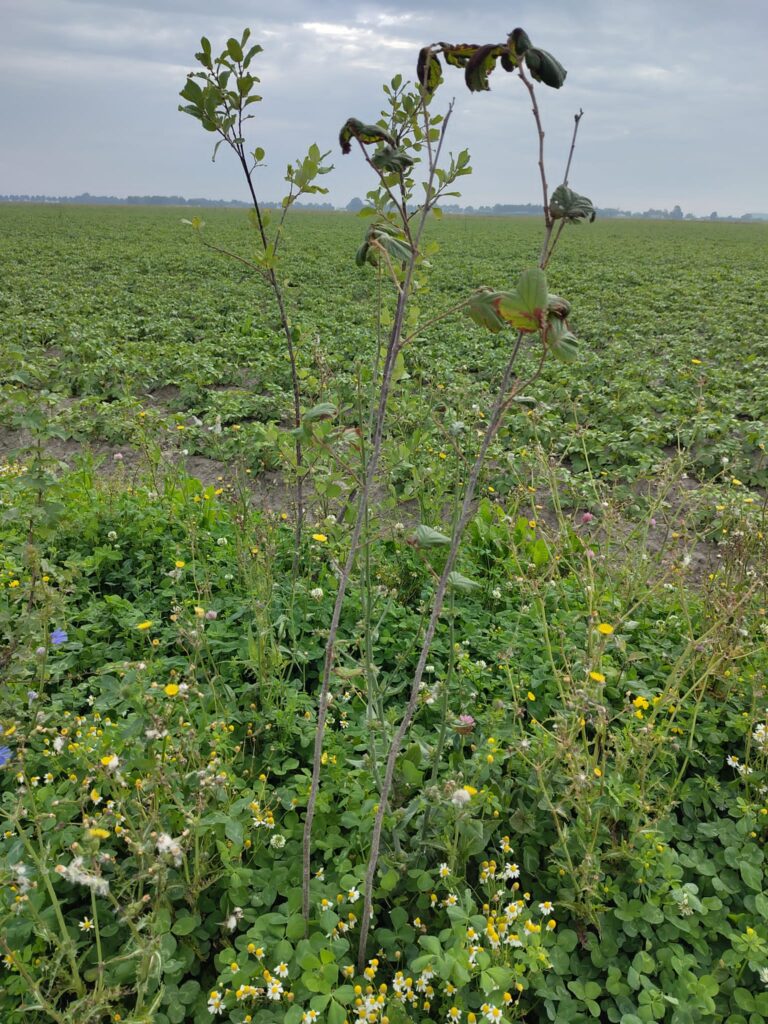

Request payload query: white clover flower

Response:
[270,834,286,849]
[310,588,324,600]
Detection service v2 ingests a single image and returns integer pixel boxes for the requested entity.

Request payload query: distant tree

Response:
[346,196,364,211]
[710,211,719,220]
[670,204,683,219]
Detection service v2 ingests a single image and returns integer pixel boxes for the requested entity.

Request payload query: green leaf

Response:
[740,860,763,891]
[417,47,443,93]
[226,37,244,62]
[547,292,572,319]
[339,118,395,155]
[303,402,337,423]
[380,868,399,892]
[440,43,479,69]
[468,288,507,334]
[734,989,754,1012]
[464,44,504,92]
[370,146,415,173]
[171,913,200,936]
[550,185,596,223]
[509,28,532,57]
[495,293,538,332]
[546,317,579,363]
[413,524,451,547]
[525,47,567,88]
[224,817,243,845]
[327,1000,346,1024]
[448,571,480,592]
[516,268,549,318]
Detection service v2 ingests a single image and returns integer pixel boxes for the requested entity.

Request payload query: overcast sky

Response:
[2,0,766,215]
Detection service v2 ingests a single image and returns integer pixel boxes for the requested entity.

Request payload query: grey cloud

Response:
[2,0,766,213]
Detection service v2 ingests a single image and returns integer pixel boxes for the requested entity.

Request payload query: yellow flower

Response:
[136,621,153,630]
[589,671,606,683]
[8,580,20,588]
[164,683,180,696]
[88,827,110,839]
[597,623,614,635]
[175,560,185,568]
[593,767,603,778]
[312,533,328,543]
[527,691,536,701]
[691,358,702,365]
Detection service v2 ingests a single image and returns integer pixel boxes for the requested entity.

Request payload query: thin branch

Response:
[517,63,551,267]
[401,295,473,347]
[563,108,584,187]
[357,333,527,969]
[543,109,585,268]
[302,100,455,924]
[197,237,269,280]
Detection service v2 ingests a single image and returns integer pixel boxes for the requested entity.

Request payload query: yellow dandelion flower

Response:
[312,533,328,543]
[164,683,180,696]
[597,623,614,635]
[589,671,606,683]
[136,621,153,630]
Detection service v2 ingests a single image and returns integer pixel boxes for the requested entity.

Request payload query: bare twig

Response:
[544,109,585,268]
[356,332,530,968]
[302,100,455,923]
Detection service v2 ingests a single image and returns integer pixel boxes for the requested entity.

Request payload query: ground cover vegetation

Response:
[1,24,768,1024]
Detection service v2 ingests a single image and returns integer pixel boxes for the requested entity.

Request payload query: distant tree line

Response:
[347,197,767,222]
[0,193,334,211]
[1,193,766,221]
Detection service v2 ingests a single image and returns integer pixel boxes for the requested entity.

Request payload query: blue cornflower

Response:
[0,746,11,768]
[50,628,68,646]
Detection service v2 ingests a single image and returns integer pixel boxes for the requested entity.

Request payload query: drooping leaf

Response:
[524,47,567,89]
[550,185,596,223]
[339,118,396,155]
[468,288,507,334]
[495,293,539,332]
[546,317,579,363]
[413,525,452,547]
[508,28,532,58]
[417,47,443,93]
[448,571,480,592]
[547,293,572,319]
[464,44,504,92]
[493,270,548,332]
[355,222,412,268]
[500,52,518,73]
[516,268,549,319]
[303,403,337,423]
[371,146,415,173]
[439,43,479,68]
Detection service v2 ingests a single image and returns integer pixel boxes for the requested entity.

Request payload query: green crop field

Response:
[1,204,768,1023]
